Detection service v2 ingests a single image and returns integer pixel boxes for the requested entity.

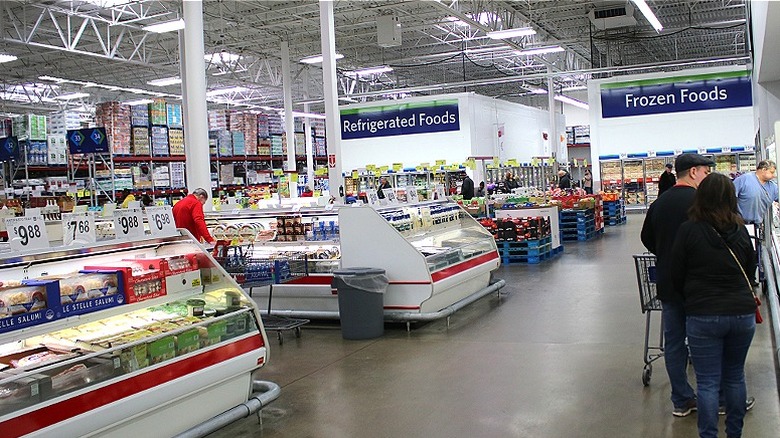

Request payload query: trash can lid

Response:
[333,267,386,276]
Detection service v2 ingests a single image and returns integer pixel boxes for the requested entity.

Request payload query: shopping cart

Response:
[633,254,663,386]
[213,242,311,344]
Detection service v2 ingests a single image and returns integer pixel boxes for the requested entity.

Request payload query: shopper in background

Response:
[582,169,593,194]
[301,185,314,197]
[658,163,676,196]
[476,181,486,197]
[557,169,572,189]
[461,175,475,200]
[120,189,135,209]
[172,188,215,244]
[671,173,757,438]
[640,153,714,417]
[733,160,778,226]
[502,171,519,193]
[376,177,392,199]
[141,194,153,207]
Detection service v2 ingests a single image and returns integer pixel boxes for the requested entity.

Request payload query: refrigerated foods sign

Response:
[600,71,752,118]
[340,100,460,139]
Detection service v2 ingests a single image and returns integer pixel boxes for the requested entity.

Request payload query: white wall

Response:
[589,66,755,182]
[560,90,590,126]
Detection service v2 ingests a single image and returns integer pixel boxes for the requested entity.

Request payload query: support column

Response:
[181,0,212,209]
[547,72,556,162]
[320,0,342,199]
[281,41,298,199]
[304,74,315,191]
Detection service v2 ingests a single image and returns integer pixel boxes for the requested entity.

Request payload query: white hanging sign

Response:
[434,184,447,201]
[113,208,145,240]
[5,216,50,251]
[62,212,97,246]
[145,206,177,237]
[407,186,419,204]
[382,188,398,204]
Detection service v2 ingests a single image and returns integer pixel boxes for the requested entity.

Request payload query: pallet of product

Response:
[214,130,232,157]
[168,128,185,155]
[232,131,245,156]
[166,104,183,128]
[606,216,627,226]
[132,127,150,155]
[131,105,149,127]
[208,109,231,131]
[151,126,169,156]
[169,162,186,188]
[149,99,167,126]
[257,114,270,138]
[258,139,271,155]
[562,227,604,242]
[267,113,283,135]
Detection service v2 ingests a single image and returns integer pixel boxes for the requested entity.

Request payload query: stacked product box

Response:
[26,140,48,165]
[294,132,306,155]
[131,105,149,127]
[151,126,169,156]
[166,104,183,128]
[275,215,306,242]
[267,113,283,134]
[48,111,81,136]
[258,138,271,155]
[208,109,231,131]
[231,113,257,155]
[55,271,125,317]
[83,261,166,304]
[96,102,131,155]
[132,165,152,189]
[127,254,200,294]
[270,135,284,155]
[0,280,61,334]
[314,137,326,156]
[231,131,245,155]
[132,127,150,155]
[257,114,270,138]
[293,119,304,133]
[169,162,186,188]
[12,114,47,140]
[168,128,185,155]
[213,130,232,156]
[47,135,68,165]
[149,99,167,126]
[152,164,170,188]
[219,163,235,185]
[208,132,218,156]
[0,118,12,137]
[313,119,326,137]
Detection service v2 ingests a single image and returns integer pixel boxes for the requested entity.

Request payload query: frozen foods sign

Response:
[600,70,752,119]
[340,100,460,139]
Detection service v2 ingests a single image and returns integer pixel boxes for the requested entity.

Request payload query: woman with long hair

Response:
[670,172,757,438]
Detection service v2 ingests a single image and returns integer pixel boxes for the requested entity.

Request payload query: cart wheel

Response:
[277,331,284,345]
[295,327,302,338]
[642,366,652,387]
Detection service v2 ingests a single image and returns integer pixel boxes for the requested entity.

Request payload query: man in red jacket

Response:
[173,188,214,244]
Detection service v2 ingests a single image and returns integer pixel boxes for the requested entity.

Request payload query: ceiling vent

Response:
[588,4,637,30]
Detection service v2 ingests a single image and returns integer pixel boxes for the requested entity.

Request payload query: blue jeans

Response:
[661,300,695,407]
[687,314,755,438]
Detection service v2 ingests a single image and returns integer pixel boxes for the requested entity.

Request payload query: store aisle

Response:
[210,217,780,438]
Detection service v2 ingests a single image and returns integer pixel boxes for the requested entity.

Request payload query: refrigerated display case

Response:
[0,232,272,437]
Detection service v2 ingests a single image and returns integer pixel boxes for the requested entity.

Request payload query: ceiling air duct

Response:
[588,4,638,30]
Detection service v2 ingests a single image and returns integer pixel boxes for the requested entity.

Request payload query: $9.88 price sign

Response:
[113,208,145,239]
[62,212,96,246]
[4,216,50,251]
[145,206,177,236]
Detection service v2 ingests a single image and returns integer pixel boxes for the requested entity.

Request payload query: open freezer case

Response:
[0,232,270,437]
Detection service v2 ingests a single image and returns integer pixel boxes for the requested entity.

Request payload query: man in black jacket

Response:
[460,175,475,200]
[658,163,676,196]
[557,169,571,189]
[641,153,713,417]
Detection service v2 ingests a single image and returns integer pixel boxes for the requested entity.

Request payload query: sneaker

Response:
[673,399,698,417]
[718,396,756,415]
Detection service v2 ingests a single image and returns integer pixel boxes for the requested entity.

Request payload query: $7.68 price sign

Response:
[62,212,96,246]
[4,216,50,251]
[113,208,145,240]
[145,206,177,236]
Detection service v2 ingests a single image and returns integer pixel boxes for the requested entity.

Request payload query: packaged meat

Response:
[11,350,64,368]
[0,286,46,317]
[59,273,119,305]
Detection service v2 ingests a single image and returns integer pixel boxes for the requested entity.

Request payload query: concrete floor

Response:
[211,216,780,438]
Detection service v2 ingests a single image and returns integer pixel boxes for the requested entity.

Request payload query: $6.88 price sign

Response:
[4,216,50,251]
[113,208,145,239]
[145,206,177,236]
[62,212,96,246]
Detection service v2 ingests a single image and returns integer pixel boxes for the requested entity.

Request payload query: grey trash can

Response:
[332,267,388,340]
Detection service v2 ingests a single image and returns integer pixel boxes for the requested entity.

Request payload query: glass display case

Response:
[0,232,269,437]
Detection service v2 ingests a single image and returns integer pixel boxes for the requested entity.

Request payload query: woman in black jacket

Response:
[670,173,757,438]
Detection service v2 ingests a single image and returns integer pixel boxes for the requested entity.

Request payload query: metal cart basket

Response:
[213,242,310,344]
[633,254,663,386]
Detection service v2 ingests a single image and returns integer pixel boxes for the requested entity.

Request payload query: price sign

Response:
[583,159,588,167]
[290,173,299,182]
[392,163,403,172]
[273,169,284,176]
[619,153,628,160]
[419,162,430,170]
[531,158,540,167]
[435,159,446,167]
[647,150,656,158]
[434,184,447,201]
[506,159,518,166]
[113,208,145,240]
[4,216,50,251]
[351,171,359,179]
[62,212,96,246]
[379,165,389,173]
[465,158,476,170]
[697,147,707,154]
[383,188,398,204]
[722,146,732,153]
[366,164,376,171]
[407,186,419,203]
[145,206,176,237]
[745,144,755,152]
[492,157,500,167]
[674,149,683,156]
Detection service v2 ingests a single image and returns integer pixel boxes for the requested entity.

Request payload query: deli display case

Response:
[0,231,272,437]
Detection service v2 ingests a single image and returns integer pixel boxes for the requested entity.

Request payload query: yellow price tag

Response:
[435,159,446,166]
[351,171,359,179]
[506,159,518,166]
[392,163,403,171]
[419,162,430,169]
[466,158,476,170]
[314,190,322,197]
[373,170,381,177]
[547,158,555,165]
[531,158,540,167]
[263,194,272,199]
[290,173,299,182]
[583,159,588,167]
[492,157,500,167]
[380,165,389,173]
[415,166,424,171]
[366,164,376,171]
[84,190,91,196]
[273,169,284,176]
[77,189,85,197]
[449,164,459,171]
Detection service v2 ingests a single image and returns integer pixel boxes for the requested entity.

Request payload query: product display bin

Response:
[0,232,270,437]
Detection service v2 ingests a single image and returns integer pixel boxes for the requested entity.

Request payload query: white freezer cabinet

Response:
[0,232,270,437]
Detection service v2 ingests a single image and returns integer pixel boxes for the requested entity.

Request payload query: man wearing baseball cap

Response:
[658,162,676,196]
[641,153,714,416]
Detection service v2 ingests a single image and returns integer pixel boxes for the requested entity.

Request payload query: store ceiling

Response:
[0,0,750,116]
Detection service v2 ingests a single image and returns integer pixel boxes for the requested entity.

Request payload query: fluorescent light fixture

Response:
[38,75,64,82]
[631,0,663,32]
[561,85,587,92]
[55,92,90,100]
[289,111,327,120]
[339,97,358,103]
[347,66,393,76]
[0,54,18,63]
[206,86,247,96]
[123,98,154,106]
[204,52,241,64]
[142,18,185,33]
[516,46,565,56]
[487,27,536,39]
[147,76,182,87]
[444,16,469,27]
[212,68,248,76]
[300,53,344,64]
[555,94,589,110]
[527,87,548,95]
[464,46,504,55]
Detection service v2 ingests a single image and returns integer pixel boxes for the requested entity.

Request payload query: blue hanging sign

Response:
[67,127,109,154]
[0,136,19,161]
[600,71,752,119]
[340,100,460,140]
